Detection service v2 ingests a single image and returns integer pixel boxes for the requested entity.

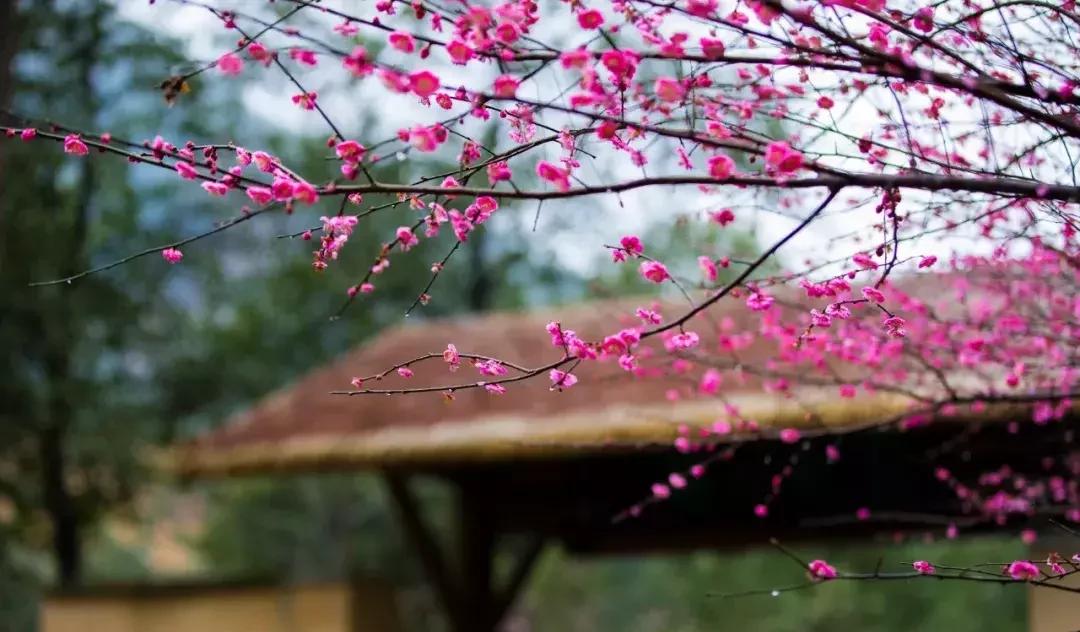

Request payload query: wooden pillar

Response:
[383,474,463,627]
[383,473,544,632]
[459,482,496,631]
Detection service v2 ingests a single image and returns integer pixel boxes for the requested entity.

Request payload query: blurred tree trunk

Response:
[0,0,18,231]
[0,0,16,116]
[35,3,101,587]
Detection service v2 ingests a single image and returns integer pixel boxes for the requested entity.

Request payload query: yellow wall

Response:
[1028,540,1080,632]
[42,581,402,632]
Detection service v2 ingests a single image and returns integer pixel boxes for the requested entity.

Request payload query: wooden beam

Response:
[491,537,545,625]
[382,473,463,628]
[459,481,496,631]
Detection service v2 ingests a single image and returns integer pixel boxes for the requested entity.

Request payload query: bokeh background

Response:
[0,2,1032,630]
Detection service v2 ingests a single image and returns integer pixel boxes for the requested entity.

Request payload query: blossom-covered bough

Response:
[5,0,1080,596]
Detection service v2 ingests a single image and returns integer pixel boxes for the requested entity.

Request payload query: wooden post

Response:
[383,473,544,632]
[491,537,544,625]
[383,473,463,627]
[459,482,496,631]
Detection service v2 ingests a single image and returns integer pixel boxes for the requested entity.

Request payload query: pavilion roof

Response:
[164,280,1006,479]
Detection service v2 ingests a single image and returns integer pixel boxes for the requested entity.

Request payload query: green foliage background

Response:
[0,2,1031,631]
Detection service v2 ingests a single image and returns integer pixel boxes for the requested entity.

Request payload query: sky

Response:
[114,0,975,289]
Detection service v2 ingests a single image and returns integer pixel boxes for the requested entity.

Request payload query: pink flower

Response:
[536,161,571,191]
[620,235,644,256]
[698,256,718,282]
[839,384,857,398]
[350,377,364,389]
[549,369,579,389]
[494,22,520,44]
[409,70,440,97]
[868,23,891,49]
[810,309,832,327]
[639,261,670,284]
[271,177,295,201]
[161,248,183,264]
[485,383,507,395]
[577,8,604,28]
[493,75,520,98]
[1007,560,1040,581]
[637,308,662,324]
[343,46,373,76]
[388,31,416,53]
[175,161,199,180]
[700,369,722,394]
[763,141,804,174]
[201,181,228,196]
[335,140,366,163]
[288,48,318,66]
[746,291,774,311]
[701,37,725,58]
[443,344,460,370]
[293,181,319,205]
[396,226,419,251]
[63,134,88,156]
[708,154,735,179]
[861,286,886,303]
[754,504,769,518]
[710,208,735,225]
[217,52,244,76]
[447,39,474,64]
[476,359,508,377]
[747,0,780,24]
[291,91,318,110]
[826,444,840,462]
[409,125,441,152]
[808,560,838,580]
[246,186,274,205]
[883,316,907,338]
[852,252,877,269]
[654,76,685,102]
[779,428,801,444]
[20,128,36,141]
[913,560,935,575]
[913,7,934,32]
[487,162,512,182]
[560,48,591,69]
[600,49,639,82]
[397,367,414,378]
[252,151,276,172]
[918,255,938,268]
[651,483,671,499]
[334,20,359,37]
[247,42,273,66]
[668,331,699,350]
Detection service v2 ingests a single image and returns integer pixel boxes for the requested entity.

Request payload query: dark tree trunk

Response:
[39,422,79,586]
[0,0,20,232]
[0,0,17,118]
[34,3,103,587]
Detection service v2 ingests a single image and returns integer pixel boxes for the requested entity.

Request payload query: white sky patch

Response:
[113,0,1049,288]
